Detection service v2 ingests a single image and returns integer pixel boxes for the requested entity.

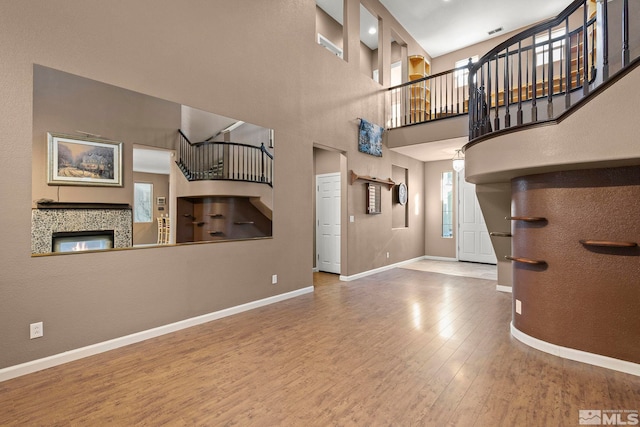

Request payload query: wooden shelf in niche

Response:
[506,216,547,222]
[579,240,638,248]
[505,255,546,265]
[350,170,395,190]
[490,232,512,237]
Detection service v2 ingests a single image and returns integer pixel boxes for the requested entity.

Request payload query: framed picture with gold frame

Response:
[47,132,123,187]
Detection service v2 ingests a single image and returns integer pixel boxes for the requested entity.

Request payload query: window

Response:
[535,28,566,65]
[454,56,478,88]
[134,182,153,223]
[441,171,453,238]
[315,0,345,61]
[318,33,343,59]
[390,61,402,86]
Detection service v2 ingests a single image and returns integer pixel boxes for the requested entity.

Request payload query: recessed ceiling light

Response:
[368,27,377,35]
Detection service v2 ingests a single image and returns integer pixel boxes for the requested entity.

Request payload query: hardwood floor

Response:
[1,268,638,426]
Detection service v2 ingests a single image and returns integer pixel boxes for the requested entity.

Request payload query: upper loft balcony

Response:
[386,0,640,178]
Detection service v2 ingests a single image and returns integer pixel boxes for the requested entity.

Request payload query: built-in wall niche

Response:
[392,165,408,228]
[316,0,345,60]
[32,65,274,255]
[360,3,380,82]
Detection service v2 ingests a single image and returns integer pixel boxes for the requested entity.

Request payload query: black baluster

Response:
[583,2,589,95]
[531,34,538,122]
[603,0,609,80]
[504,47,511,128]
[547,27,554,119]
[517,41,523,125]
[622,0,629,67]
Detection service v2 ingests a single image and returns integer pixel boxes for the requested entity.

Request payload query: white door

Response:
[458,170,497,264]
[316,173,341,274]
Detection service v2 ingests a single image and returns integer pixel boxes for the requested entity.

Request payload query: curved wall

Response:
[511,166,640,364]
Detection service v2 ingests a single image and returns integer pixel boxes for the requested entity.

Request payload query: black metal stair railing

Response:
[468,0,636,141]
[177,130,273,187]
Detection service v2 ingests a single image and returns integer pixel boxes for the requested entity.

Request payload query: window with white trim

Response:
[454,56,478,88]
[535,28,566,65]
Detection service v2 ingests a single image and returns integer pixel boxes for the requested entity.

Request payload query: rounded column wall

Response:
[511,166,640,364]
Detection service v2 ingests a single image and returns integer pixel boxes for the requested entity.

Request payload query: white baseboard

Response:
[421,255,458,262]
[510,322,640,377]
[339,256,426,281]
[0,286,314,383]
[496,285,513,293]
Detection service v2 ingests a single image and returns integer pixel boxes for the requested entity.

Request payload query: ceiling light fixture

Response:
[368,27,377,35]
[452,149,465,172]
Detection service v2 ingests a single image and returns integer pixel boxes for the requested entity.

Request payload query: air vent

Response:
[488,27,503,35]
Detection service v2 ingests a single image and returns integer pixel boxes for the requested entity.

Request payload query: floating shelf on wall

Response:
[506,216,547,222]
[505,255,547,265]
[579,240,638,248]
[350,170,395,190]
[490,232,512,237]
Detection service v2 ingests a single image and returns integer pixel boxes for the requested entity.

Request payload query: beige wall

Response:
[32,65,180,207]
[0,0,428,369]
[424,160,457,258]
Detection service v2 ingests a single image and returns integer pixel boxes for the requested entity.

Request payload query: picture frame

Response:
[47,132,123,186]
[156,196,166,206]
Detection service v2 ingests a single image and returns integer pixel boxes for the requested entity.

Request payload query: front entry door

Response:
[458,169,497,264]
[316,173,341,274]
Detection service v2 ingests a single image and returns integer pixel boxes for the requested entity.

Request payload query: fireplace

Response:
[52,230,115,253]
[31,202,132,254]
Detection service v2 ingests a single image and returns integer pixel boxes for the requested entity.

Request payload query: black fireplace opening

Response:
[52,230,115,253]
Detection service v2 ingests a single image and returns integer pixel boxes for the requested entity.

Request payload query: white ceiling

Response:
[379,0,571,58]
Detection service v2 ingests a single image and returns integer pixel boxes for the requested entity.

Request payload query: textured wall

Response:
[511,166,640,364]
[0,0,428,369]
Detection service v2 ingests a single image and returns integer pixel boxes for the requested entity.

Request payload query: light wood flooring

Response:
[1,268,638,426]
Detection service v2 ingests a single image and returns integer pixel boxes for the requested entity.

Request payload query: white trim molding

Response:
[339,256,426,281]
[422,255,458,262]
[496,285,512,293]
[0,286,314,383]
[511,322,640,377]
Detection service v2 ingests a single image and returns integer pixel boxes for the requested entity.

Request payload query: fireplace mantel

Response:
[36,201,131,210]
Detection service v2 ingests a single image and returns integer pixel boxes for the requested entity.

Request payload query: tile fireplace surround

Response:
[31,202,132,254]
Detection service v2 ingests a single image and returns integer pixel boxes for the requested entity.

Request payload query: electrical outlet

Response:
[515,299,522,315]
[30,322,43,339]
[272,274,278,285]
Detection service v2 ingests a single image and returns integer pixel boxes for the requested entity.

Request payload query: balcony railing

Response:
[387,0,639,139]
[469,0,637,140]
[387,65,470,129]
[177,130,273,187]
